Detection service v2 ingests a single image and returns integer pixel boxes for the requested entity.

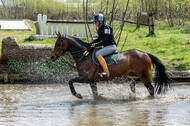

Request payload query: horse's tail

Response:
[147,53,170,94]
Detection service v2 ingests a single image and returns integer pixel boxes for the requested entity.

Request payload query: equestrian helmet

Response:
[93,13,105,22]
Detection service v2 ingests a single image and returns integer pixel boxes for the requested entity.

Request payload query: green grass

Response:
[0,19,190,70]
[18,37,56,44]
[117,19,190,70]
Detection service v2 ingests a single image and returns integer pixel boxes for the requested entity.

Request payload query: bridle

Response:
[57,38,91,65]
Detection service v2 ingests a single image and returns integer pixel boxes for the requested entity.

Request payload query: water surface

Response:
[0,83,189,126]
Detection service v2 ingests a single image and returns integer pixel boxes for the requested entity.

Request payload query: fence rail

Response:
[37,14,96,38]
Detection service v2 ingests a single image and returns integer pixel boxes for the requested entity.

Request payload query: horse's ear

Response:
[55,31,62,38]
[63,34,66,39]
[58,31,62,37]
[55,31,58,36]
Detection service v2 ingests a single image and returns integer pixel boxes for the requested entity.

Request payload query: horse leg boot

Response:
[97,55,110,77]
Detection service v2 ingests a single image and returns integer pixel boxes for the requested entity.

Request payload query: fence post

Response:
[73,24,78,36]
[68,23,73,36]
[58,24,63,34]
[48,23,52,35]
[136,12,141,29]
[53,23,57,35]
[148,12,154,35]
[63,24,67,35]
[78,24,83,37]
[34,22,40,34]
[121,12,124,25]
[37,14,42,35]
[43,15,47,35]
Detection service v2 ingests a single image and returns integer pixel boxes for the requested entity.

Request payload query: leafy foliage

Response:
[34,57,75,79]
[8,59,24,73]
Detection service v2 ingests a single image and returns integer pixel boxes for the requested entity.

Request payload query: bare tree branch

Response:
[116,0,130,46]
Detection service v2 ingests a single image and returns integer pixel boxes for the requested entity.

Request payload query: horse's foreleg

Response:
[89,82,98,99]
[69,77,84,99]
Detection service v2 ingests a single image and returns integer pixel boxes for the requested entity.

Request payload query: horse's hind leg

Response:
[142,78,154,97]
[130,78,138,93]
[145,80,154,97]
[137,74,154,97]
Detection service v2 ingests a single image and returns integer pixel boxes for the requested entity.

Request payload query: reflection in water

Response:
[0,83,189,126]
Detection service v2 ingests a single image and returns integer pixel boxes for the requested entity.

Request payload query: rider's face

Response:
[94,21,99,27]
[94,21,102,27]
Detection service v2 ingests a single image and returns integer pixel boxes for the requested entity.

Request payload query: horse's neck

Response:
[68,44,87,63]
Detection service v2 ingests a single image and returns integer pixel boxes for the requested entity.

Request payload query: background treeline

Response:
[0,0,190,26]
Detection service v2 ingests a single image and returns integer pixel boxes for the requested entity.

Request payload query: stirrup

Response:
[99,71,110,78]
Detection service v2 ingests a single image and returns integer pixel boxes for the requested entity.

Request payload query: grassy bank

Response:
[0,19,190,70]
[116,19,190,70]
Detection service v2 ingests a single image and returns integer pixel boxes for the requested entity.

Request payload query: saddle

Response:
[92,48,119,65]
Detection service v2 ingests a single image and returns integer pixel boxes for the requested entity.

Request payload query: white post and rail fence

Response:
[33,13,154,40]
[35,14,97,39]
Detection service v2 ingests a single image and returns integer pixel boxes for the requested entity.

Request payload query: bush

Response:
[34,57,75,79]
[8,59,24,73]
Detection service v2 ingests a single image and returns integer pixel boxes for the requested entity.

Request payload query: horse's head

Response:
[51,31,69,61]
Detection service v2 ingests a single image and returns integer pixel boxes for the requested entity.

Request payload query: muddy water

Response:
[0,83,190,126]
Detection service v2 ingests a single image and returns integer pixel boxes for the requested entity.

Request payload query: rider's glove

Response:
[89,40,95,45]
[89,41,93,45]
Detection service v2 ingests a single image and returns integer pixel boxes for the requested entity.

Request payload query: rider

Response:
[90,13,117,77]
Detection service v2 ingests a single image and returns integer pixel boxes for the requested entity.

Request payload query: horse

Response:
[51,31,170,99]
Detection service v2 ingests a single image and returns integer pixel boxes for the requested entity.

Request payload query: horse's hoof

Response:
[130,86,136,93]
[94,94,105,100]
[148,95,154,99]
[75,93,83,99]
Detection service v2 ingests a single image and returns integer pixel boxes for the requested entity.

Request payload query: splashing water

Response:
[0,83,189,126]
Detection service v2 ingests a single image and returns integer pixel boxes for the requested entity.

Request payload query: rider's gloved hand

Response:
[89,39,96,45]
[89,41,93,45]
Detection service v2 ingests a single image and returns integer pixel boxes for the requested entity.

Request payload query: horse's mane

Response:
[65,35,91,49]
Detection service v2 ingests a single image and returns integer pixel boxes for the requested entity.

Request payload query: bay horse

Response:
[51,31,170,99]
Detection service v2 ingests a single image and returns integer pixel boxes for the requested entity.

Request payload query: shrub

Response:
[34,57,75,79]
[8,59,24,73]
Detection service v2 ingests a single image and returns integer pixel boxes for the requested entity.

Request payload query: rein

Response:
[60,37,91,65]
[75,50,90,65]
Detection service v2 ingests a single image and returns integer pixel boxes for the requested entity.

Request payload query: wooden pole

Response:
[116,0,130,46]
[148,12,154,35]
[105,0,109,23]
[136,12,141,29]
[83,0,89,42]
[86,0,93,41]
[120,33,128,52]
[109,0,116,26]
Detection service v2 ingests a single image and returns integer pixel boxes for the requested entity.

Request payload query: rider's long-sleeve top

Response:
[91,23,116,47]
